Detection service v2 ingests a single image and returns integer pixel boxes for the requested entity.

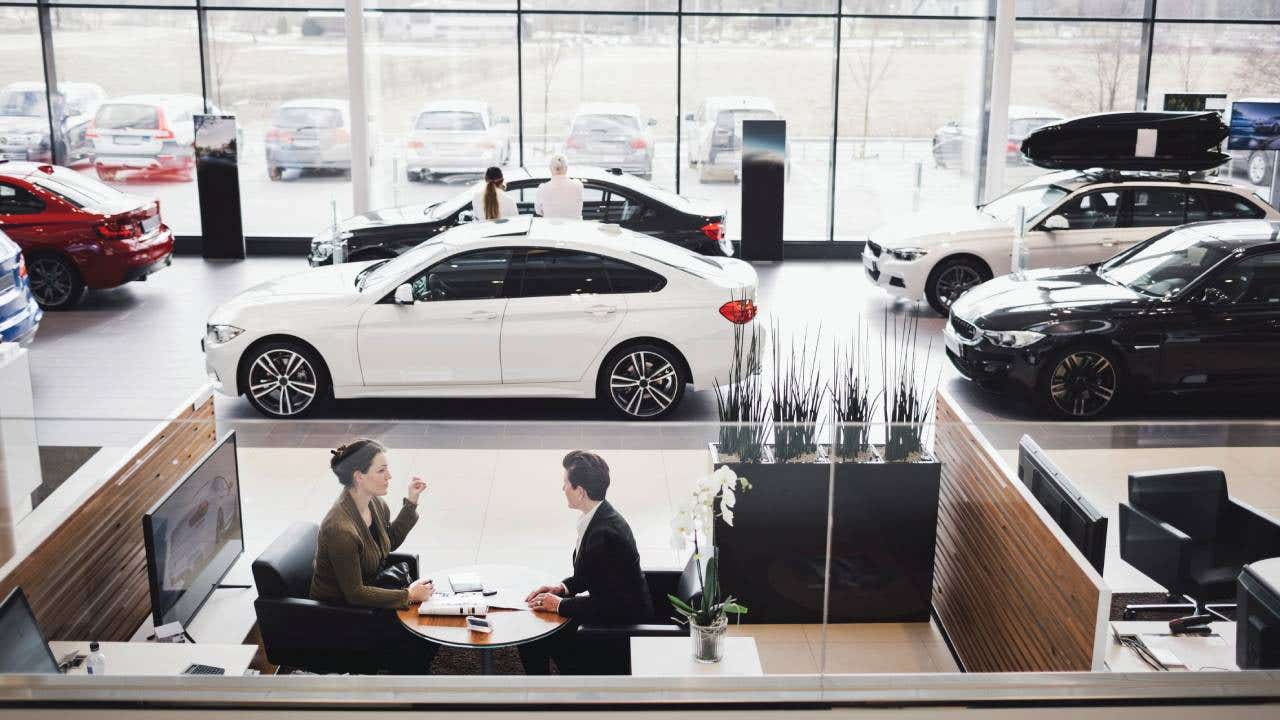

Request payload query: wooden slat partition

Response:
[0,390,216,642]
[932,390,1109,672]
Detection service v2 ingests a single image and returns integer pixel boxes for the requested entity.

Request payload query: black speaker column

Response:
[194,114,246,260]
[740,119,786,261]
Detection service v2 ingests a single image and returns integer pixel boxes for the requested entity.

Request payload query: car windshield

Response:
[358,239,449,291]
[1099,226,1234,298]
[29,170,128,211]
[415,111,485,132]
[715,108,777,131]
[272,107,343,129]
[427,182,484,221]
[0,89,45,118]
[571,114,639,135]
[980,182,1070,225]
[95,104,159,130]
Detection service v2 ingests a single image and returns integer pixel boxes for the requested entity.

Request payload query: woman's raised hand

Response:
[406,476,427,504]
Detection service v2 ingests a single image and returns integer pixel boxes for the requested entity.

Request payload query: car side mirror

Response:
[394,283,415,305]
[496,115,511,124]
[458,210,476,224]
[647,117,658,127]
[1043,214,1069,231]
[684,113,695,122]
[1197,286,1230,306]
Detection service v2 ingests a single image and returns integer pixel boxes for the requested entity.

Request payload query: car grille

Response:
[866,240,883,257]
[950,315,979,342]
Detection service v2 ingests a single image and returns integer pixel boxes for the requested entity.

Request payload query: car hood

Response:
[952,266,1144,325]
[0,116,49,136]
[210,262,371,321]
[340,203,439,232]
[869,206,1009,249]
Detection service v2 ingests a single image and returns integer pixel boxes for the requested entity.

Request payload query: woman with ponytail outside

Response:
[310,439,435,610]
[471,166,518,221]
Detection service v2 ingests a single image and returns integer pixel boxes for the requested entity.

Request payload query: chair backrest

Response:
[642,556,704,623]
[252,522,319,600]
[1129,468,1227,541]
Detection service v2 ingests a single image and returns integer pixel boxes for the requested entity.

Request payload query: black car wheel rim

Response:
[248,349,318,416]
[1049,351,1117,417]
[28,258,73,306]
[936,265,982,307]
[610,351,678,418]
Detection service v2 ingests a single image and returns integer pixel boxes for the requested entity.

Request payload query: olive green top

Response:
[310,490,419,609]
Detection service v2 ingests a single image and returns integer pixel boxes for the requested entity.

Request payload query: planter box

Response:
[711,443,940,623]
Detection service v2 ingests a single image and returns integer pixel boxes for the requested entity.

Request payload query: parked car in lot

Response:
[945,219,1280,418]
[89,94,214,182]
[932,106,1062,169]
[564,103,656,180]
[266,99,352,181]
[865,169,1280,315]
[308,166,731,265]
[0,228,41,345]
[0,161,173,309]
[684,96,781,183]
[404,100,511,182]
[206,217,759,419]
[0,81,104,165]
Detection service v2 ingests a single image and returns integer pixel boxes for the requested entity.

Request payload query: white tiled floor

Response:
[232,444,956,675]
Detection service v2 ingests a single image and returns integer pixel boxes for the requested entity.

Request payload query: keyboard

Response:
[182,663,226,675]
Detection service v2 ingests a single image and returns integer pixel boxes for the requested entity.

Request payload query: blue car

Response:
[0,229,42,345]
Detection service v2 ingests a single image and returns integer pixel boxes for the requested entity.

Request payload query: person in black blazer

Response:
[522,450,652,674]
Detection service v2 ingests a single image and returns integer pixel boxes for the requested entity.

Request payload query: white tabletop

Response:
[49,641,257,677]
[631,636,764,677]
[1104,621,1239,672]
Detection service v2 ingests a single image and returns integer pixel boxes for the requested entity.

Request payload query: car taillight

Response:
[407,139,425,150]
[266,128,280,142]
[630,137,647,150]
[152,106,174,140]
[95,219,139,241]
[334,127,350,143]
[566,136,582,149]
[701,221,724,242]
[1006,139,1020,153]
[17,256,27,279]
[719,299,757,324]
[85,123,98,139]
[153,128,175,140]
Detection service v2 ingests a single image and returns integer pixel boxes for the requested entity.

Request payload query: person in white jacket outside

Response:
[535,155,584,220]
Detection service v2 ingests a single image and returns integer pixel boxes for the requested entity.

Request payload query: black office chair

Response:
[574,555,703,675]
[251,522,436,674]
[1120,468,1280,622]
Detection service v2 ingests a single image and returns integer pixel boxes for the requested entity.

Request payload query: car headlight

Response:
[888,247,929,262]
[205,324,244,346]
[983,329,1045,348]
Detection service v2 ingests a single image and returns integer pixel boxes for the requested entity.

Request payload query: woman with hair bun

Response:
[310,439,434,609]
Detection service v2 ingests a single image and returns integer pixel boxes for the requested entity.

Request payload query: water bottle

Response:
[85,642,106,675]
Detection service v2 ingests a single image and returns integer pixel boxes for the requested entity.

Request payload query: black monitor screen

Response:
[1016,435,1108,574]
[143,432,243,628]
[0,588,59,674]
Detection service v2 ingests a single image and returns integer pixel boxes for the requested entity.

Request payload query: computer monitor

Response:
[143,431,244,629]
[1238,557,1280,669]
[1016,435,1108,573]
[0,587,60,674]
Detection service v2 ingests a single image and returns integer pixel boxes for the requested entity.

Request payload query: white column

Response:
[982,0,1015,203]
[0,343,42,565]
[346,0,371,214]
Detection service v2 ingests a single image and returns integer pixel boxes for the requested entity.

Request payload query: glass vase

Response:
[690,615,728,663]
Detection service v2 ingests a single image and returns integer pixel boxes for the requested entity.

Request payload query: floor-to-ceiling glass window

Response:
[47,5,204,235]
[834,16,987,242]
[0,7,51,167]
[680,12,836,242]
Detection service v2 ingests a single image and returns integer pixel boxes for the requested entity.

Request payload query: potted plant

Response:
[668,466,751,663]
[712,311,768,463]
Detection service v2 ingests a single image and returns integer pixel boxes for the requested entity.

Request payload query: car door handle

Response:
[465,310,498,321]
[585,304,618,316]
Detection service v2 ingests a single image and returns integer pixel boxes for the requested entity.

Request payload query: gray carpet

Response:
[31,445,100,510]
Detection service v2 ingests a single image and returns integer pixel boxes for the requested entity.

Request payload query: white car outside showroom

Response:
[864,169,1280,315]
[204,217,759,419]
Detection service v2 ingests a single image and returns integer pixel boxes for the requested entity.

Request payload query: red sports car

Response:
[0,161,173,309]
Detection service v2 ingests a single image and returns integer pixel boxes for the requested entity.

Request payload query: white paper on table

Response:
[450,590,530,612]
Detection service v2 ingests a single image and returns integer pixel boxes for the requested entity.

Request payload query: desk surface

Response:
[49,641,257,676]
[1105,621,1239,672]
[631,637,763,677]
[397,564,568,649]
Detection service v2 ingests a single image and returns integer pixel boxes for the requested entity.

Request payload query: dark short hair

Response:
[563,450,609,501]
[330,439,386,487]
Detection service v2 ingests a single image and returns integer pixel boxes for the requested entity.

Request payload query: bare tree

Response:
[536,37,565,153]
[1052,6,1135,115]
[844,35,895,159]
[1172,28,1203,93]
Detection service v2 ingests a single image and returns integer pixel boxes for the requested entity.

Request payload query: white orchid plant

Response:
[668,465,752,627]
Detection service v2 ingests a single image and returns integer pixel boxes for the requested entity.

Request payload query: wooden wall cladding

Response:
[932,391,1108,672]
[0,395,216,642]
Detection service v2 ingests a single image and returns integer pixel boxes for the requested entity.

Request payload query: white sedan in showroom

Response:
[204,217,759,419]
[865,169,1279,315]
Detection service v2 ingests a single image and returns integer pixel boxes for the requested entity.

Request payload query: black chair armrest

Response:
[256,596,383,620]
[1225,499,1280,561]
[388,552,420,580]
[1119,502,1193,595]
[577,623,685,640]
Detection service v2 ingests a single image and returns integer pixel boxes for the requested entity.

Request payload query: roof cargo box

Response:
[1020,111,1229,171]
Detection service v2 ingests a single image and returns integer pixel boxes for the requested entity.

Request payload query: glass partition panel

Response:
[834,16,986,242]
[204,9,353,238]
[48,7,204,235]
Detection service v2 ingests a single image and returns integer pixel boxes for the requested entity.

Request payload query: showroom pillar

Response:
[346,0,372,215]
[35,0,66,167]
[981,0,1015,203]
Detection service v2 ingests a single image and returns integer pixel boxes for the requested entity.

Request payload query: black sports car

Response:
[308,166,730,265]
[944,219,1280,418]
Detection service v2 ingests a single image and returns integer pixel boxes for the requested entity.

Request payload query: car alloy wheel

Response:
[935,265,982,309]
[608,349,680,419]
[27,255,84,310]
[247,348,320,417]
[1048,350,1118,418]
